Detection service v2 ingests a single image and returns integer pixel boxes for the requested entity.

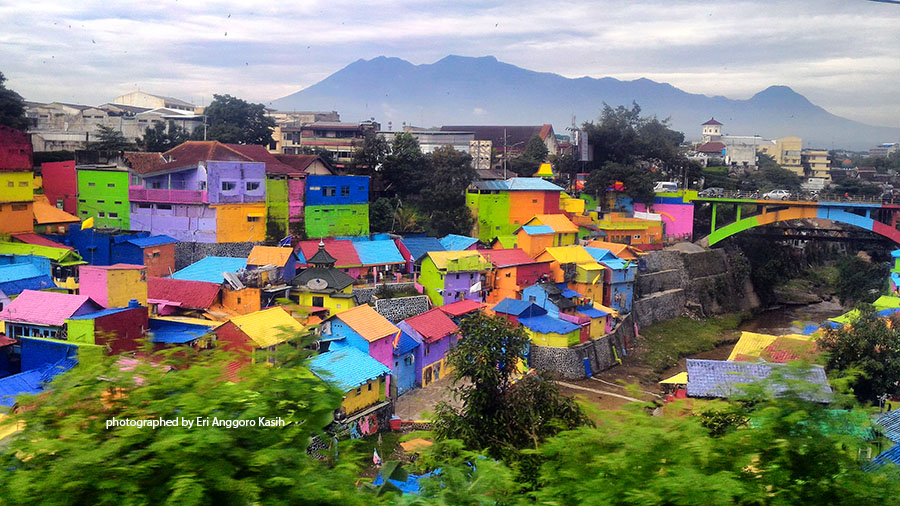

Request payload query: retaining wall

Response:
[174,241,262,270]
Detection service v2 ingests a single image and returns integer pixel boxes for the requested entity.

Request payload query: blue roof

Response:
[353,240,404,266]
[393,331,419,356]
[308,346,392,391]
[440,234,479,251]
[0,274,56,296]
[472,178,564,191]
[492,298,547,317]
[125,235,178,248]
[557,283,582,298]
[400,237,445,262]
[170,256,246,284]
[892,249,900,258]
[686,359,832,401]
[599,258,629,270]
[878,410,900,444]
[295,248,306,264]
[576,305,608,318]
[69,307,133,320]
[892,273,900,285]
[878,308,900,318]
[148,319,215,344]
[0,358,77,407]
[0,263,46,283]
[584,247,617,261]
[517,314,580,334]
[521,225,554,235]
[870,444,900,469]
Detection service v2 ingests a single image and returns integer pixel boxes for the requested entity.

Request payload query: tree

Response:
[138,120,189,152]
[380,132,426,198]
[834,256,888,305]
[347,130,389,176]
[819,306,900,402]
[743,153,803,191]
[508,135,548,176]
[0,71,28,130]
[86,124,136,151]
[195,94,275,146]
[392,205,423,234]
[550,153,578,181]
[299,146,336,166]
[419,146,476,236]
[583,162,656,205]
[432,313,588,462]
[0,342,371,505]
[369,197,394,233]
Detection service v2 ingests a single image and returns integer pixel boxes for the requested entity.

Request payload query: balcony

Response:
[130,188,207,204]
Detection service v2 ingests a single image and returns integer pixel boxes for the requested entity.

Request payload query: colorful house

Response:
[247,246,297,283]
[0,255,54,308]
[40,160,77,215]
[65,300,150,354]
[352,239,405,282]
[514,225,556,258]
[398,308,460,387]
[321,304,399,369]
[591,212,664,250]
[522,282,582,318]
[309,346,391,416]
[523,214,579,248]
[891,249,900,295]
[419,250,492,306]
[396,236,445,274]
[0,242,85,290]
[491,298,548,326]
[480,248,551,304]
[392,331,419,394]
[575,304,615,339]
[32,195,81,235]
[264,154,333,238]
[0,125,33,171]
[534,246,599,284]
[437,299,485,325]
[78,264,148,308]
[633,190,696,243]
[586,249,636,313]
[148,317,216,348]
[129,142,268,243]
[213,307,305,366]
[296,239,364,279]
[170,256,247,284]
[290,242,357,315]
[439,234,480,251]
[112,235,178,278]
[518,312,581,348]
[0,290,102,339]
[466,178,565,243]
[0,338,81,406]
[75,160,130,230]
[585,240,647,262]
[304,175,370,238]
[0,127,34,236]
[148,277,221,317]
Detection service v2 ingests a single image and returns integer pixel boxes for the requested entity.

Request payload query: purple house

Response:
[129,142,267,243]
[397,308,460,387]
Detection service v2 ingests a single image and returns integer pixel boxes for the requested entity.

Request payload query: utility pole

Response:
[503,128,507,179]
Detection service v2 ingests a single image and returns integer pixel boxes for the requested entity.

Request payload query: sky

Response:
[2,0,900,127]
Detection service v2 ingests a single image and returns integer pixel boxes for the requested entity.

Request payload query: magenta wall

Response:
[288,177,304,221]
[633,203,694,240]
[78,266,109,307]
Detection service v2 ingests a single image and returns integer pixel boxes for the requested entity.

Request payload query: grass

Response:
[637,314,745,373]
[344,431,403,478]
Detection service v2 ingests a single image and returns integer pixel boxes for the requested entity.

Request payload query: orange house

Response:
[592,213,663,249]
[481,249,551,304]
[535,246,599,283]
[524,214,579,247]
[584,240,647,261]
[508,191,562,228]
[516,225,556,258]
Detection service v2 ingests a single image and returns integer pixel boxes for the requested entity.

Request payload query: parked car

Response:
[698,187,725,198]
[653,181,679,193]
[763,189,792,200]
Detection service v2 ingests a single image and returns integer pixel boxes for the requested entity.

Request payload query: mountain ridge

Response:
[271,55,899,150]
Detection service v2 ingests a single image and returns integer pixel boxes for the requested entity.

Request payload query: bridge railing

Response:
[704,190,897,205]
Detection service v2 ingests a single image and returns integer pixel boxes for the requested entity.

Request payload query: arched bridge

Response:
[693,196,900,247]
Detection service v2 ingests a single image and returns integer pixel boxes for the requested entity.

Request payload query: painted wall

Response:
[0,171,35,202]
[392,350,417,394]
[76,169,130,229]
[212,321,255,367]
[0,126,32,170]
[214,203,267,243]
[516,230,554,258]
[443,270,485,306]
[466,191,512,243]
[305,175,369,206]
[293,289,355,315]
[266,177,290,234]
[304,204,369,238]
[509,191,561,226]
[339,377,384,415]
[633,202,695,240]
[0,202,33,234]
[221,287,261,315]
[94,306,149,354]
[113,242,176,278]
[78,266,147,308]
[130,203,218,243]
[326,319,394,369]
[524,327,580,347]
[41,161,78,214]
[398,320,455,387]
[523,285,556,317]
[206,161,266,204]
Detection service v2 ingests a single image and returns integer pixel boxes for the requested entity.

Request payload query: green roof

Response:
[874,296,900,310]
[0,242,84,264]
[829,310,860,325]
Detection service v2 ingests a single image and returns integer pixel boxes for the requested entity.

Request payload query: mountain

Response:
[271,55,899,151]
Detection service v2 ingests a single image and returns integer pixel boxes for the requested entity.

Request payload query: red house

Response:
[0,126,32,170]
[40,160,77,214]
[481,248,551,304]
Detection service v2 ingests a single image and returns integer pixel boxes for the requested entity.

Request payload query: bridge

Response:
[692,195,900,247]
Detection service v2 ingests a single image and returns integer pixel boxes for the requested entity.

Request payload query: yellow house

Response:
[517,313,581,347]
[78,264,147,308]
[524,214,579,247]
[290,241,357,316]
[535,246,600,283]
[560,193,586,215]
[309,346,391,416]
[213,203,267,243]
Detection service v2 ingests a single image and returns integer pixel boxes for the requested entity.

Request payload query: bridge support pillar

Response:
[866,209,872,219]
[711,203,717,234]
[892,211,898,229]
[735,204,741,221]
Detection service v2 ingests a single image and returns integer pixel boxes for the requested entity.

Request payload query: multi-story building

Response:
[700,118,723,144]
[0,126,35,235]
[870,143,900,158]
[266,111,340,154]
[801,149,831,181]
[466,177,566,244]
[298,121,380,166]
[419,250,492,307]
[759,137,803,175]
[113,91,197,113]
[75,151,131,230]
[378,128,475,154]
[440,124,559,157]
[304,175,370,238]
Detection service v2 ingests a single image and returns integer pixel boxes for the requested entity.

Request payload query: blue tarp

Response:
[0,358,77,407]
[170,256,247,284]
[576,305,608,318]
[372,470,439,494]
[517,314,580,334]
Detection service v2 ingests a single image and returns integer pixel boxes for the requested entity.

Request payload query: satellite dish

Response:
[306,278,327,290]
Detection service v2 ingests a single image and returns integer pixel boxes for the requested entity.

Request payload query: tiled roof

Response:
[527,214,579,234]
[124,235,178,248]
[226,307,304,348]
[480,248,544,268]
[31,197,80,225]
[155,141,254,173]
[399,237,445,263]
[439,234,480,251]
[11,233,72,250]
[393,331,420,356]
[148,277,220,309]
[247,246,295,267]
[492,298,547,317]
[123,151,167,175]
[297,239,361,267]
[517,314,580,334]
[353,240,405,266]
[698,142,726,153]
[403,308,458,343]
[685,359,832,401]
[170,256,246,284]
[521,225,554,235]
[702,118,723,126]
[425,250,487,270]
[539,246,596,265]
[438,299,484,316]
[309,346,391,392]
[0,290,100,326]
[273,154,333,175]
[226,144,297,175]
[336,304,400,343]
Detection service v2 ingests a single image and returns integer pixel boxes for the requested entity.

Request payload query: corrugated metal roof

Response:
[425,250,487,270]
[471,178,564,191]
[125,235,178,248]
[0,263,46,284]
[439,234,479,251]
[403,308,459,343]
[297,239,361,267]
[399,237,445,263]
[393,331,419,356]
[539,246,596,265]
[309,346,391,391]
[878,410,900,444]
[521,225,554,235]
[0,275,56,296]
[335,304,400,343]
[247,246,295,267]
[69,307,133,320]
[149,318,214,344]
[0,241,81,263]
[0,290,100,326]
[492,298,547,317]
[226,307,304,348]
[0,358,77,407]
[480,248,543,268]
[148,277,220,309]
[438,299,484,316]
[11,233,73,250]
[527,214,579,234]
[518,314,580,334]
[576,305,608,318]
[170,256,246,284]
[583,247,617,261]
[31,198,80,225]
[353,240,405,266]
[685,359,832,401]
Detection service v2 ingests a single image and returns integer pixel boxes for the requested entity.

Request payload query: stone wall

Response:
[174,241,263,270]
[374,295,431,322]
[530,313,635,380]
[352,282,418,305]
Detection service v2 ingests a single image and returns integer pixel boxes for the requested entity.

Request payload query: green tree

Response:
[583,162,656,205]
[299,146,336,166]
[508,135,548,176]
[138,120,189,152]
[419,145,476,236]
[0,71,28,130]
[834,256,889,305]
[743,153,802,191]
[195,94,275,146]
[819,306,900,402]
[347,130,389,177]
[86,124,136,151]
[0,343,371,505]
[393,205,423,234]
[550,152,578,181]
[433,313,588,462]
[369,197,394,233]
[381,132,427,198]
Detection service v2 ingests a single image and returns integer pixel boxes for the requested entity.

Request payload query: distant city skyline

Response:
[2,0,899,128]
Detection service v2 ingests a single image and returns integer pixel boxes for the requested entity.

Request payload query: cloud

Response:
[1,0,899,127]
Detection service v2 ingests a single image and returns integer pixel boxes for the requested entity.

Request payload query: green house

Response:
[304,204,369,238]
[76,166,130,229]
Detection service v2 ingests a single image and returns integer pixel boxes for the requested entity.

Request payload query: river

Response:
[739,300,848,335]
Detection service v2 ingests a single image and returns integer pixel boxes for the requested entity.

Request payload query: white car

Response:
[763,189,792,200]
[653,182,679,193]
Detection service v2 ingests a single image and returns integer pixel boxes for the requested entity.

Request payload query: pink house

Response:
[79,264,148,309]
[321,304,398,369]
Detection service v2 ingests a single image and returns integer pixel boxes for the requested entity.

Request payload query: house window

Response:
[237,297,242,304]
[322,186,336,197]
[5,182,11,187]
[138,203,152,209]
[246,182,260,191]
[633,235,641,240]
[115,201,122,205]
[312,296,324,307]
[425,344,430,357]
[532,199,537,203]
[367,383,372,391]
[109,212,118,218]
[157,204,172,210]
[97,200,105,204]
[18,181,28,187]
[151,181,162,189]
[222,181,236,191]
[395,361,399,368]
[98,212,105,217]
[88,182,96,187]
[131,175,142,185]
[405,355,413,366]
[247,216,261,222]
[10,203,26,211]
[56,198,64,208]
[108,183,115,188]
[341,186,350,196]
[355,387,361,395]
